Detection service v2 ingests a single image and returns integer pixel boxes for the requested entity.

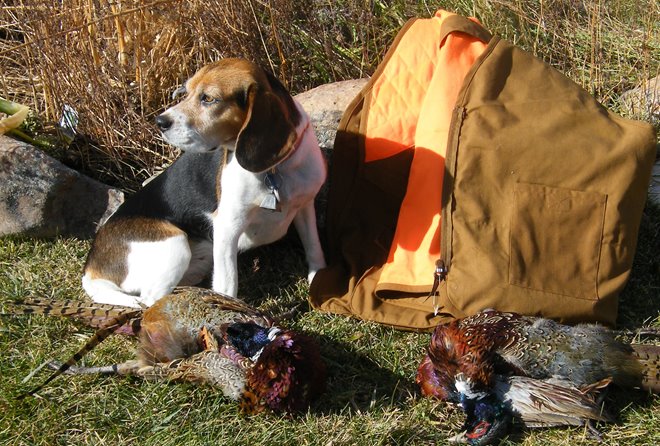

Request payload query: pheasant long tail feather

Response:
[7,298,143,333]
[631,343,660,393]
[17,309,142,399]
[46,359,142,376]
[145,356,221,384]
[138,352,248,400]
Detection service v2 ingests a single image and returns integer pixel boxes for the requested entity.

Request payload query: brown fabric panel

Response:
[321,18,419,265]
[310,20,421,319]
[438,14,492,44]
[313,265,458,331]
[444,38,656,325]
[309,150,413,307]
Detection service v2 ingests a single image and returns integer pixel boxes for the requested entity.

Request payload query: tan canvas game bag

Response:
[309,11,656,330]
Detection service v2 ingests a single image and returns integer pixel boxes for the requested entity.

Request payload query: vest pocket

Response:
[509,182,606,299]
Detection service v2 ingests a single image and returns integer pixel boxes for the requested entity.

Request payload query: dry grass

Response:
[0,0,409,188]
[1,0,657,189]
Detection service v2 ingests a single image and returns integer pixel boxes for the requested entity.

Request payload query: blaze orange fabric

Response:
[367,11,489,294]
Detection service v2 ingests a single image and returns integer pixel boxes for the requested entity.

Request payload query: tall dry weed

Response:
[0,0,657,189]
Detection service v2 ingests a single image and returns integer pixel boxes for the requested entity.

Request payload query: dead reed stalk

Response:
[0,0,657,190]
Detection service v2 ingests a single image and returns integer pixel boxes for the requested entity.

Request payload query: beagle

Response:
[82,58,327,307]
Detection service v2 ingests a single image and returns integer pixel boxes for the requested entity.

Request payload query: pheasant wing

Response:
[140,350,248,400]
[494,375,613,428]
[171,286,271,322]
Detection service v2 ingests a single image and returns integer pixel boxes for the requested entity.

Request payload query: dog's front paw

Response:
[212,277,238,298]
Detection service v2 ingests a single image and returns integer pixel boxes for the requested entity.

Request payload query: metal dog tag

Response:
[260,193,281,211]
[260,172,282,212]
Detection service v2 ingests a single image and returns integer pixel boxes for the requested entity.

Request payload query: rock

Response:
[0,135,124,238]
[620,75,660,127]
[295,79,368,227]
[620,76,660,206]
[295,78,368,155]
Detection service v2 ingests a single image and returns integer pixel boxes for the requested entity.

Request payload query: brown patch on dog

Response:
[84,218,185,285]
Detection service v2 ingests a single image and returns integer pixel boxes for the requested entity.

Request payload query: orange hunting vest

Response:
[309,11,656,331]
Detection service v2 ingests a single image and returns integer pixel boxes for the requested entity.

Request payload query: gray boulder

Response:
[621,75,660,127]
[650,156,660,207]
[0,135,124,238]
[620,76,660,206]
[295,78,368,155]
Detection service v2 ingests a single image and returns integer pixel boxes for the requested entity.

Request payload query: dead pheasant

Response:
[417,309,660,444]
[8,286,326,414]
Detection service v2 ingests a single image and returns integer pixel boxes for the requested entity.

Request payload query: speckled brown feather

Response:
[11,288,326,413]
[449,310,647,389]
[418,310,660,444]
[631,344,660,393]
[421,309,658,409]
[10,287,272,395]
[137,286,272,364]
[6,298,142,334]
[493,376,613,428]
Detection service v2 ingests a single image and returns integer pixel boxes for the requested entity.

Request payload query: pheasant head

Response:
[419,351,512,445]
[417,321,495,403]
[416,354,451,400]
[456,395,512,446]
[224,323,326,414]
[224,322,280,360]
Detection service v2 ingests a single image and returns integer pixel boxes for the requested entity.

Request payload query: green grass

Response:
[1,202,659,446]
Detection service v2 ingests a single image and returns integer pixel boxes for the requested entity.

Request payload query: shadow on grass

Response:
[236,233,310,303]
[309,333,417,416]
[617,202,660,329]
[234,238,421,414]
[602,385,659,421]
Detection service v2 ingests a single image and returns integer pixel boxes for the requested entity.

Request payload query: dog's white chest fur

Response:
[218,132,325,251]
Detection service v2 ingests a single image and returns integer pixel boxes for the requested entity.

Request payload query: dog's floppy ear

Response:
[234,82,298,173]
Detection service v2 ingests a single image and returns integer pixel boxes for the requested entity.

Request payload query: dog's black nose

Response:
[155,114,172,131]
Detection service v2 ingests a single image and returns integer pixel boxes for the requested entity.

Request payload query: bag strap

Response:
[438,13,492,45]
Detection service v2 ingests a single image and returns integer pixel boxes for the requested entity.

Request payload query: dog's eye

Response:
[200,94,217,105]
